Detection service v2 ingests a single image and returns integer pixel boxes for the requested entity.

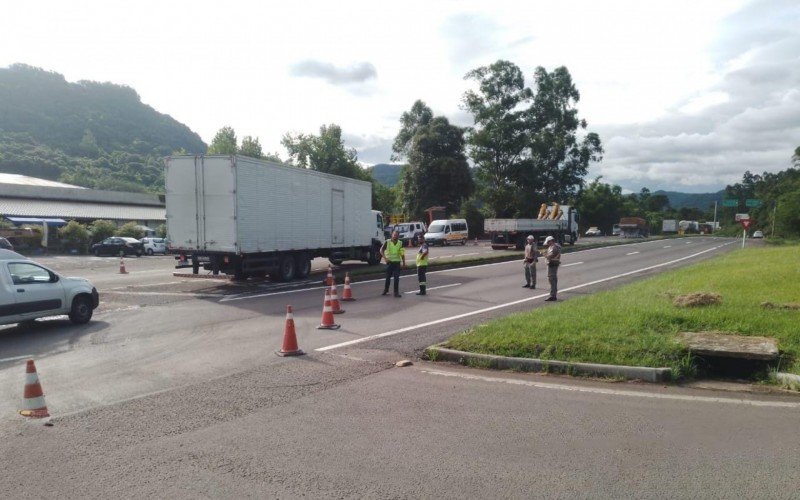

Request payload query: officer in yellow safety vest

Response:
[381,230,406,297]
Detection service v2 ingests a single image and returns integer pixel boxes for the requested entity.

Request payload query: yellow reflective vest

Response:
[384,240,405,262]
[416,245,429,267]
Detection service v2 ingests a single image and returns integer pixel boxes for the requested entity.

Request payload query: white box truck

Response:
[165,155,384,280]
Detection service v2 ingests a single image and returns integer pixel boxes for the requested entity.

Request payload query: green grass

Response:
[443,244,800,379]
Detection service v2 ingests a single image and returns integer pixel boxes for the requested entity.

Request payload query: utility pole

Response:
[712,201,717,233]
[771,201,777,238]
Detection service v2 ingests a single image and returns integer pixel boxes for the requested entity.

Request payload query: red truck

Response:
[618,217,649,238]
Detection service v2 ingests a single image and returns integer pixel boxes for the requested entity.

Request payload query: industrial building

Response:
[0,173,165,230]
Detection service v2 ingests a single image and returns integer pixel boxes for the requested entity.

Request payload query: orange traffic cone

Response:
[119,256,128,274]
[330,279,345,314]
[325,265,334,286]
[277,305,304,357]
[19,359,49,419]
[317,288,341,330]
[341,272,355,301]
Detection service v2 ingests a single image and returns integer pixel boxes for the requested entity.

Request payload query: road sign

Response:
[746,199,761,208]
[735,213,750,221]
[741,219,752,229]
[722,199,738,207]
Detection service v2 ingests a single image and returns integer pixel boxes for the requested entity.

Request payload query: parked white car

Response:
[0,249,99,326]
[140,237,167,255]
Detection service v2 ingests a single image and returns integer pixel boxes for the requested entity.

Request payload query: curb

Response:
[426,345,672,383]
[172,272,231,280]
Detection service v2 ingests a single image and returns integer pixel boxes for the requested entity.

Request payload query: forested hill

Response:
[370,163,403,187]
[653,190,725,210]
[0,64,206,192]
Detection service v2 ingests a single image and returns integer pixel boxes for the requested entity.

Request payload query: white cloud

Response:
[0,0,797,192]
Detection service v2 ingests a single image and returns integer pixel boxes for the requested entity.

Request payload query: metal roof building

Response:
[0,174,165,226]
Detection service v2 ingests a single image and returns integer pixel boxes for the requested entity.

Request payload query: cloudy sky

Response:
[2,0,798,192]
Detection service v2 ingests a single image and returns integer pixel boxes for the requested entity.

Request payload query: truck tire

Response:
[295,254,311,279]
[329,258,343,266]
[277,255,296,282]
[366,246,381,266]
[69,295,93,324]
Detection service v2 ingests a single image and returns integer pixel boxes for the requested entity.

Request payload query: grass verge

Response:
[442,244,800,380]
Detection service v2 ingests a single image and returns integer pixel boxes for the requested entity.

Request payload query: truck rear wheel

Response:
[277,255,296,282]
[295,254,311,279]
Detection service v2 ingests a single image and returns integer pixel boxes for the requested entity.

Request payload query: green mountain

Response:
[0,64,206,192]
[653,190,725,210]
[369,163,403,187]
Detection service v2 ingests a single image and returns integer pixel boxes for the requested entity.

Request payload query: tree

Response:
[398,115,474,219]
[391,100,434,161]
[239,136,264,159]
[575,177,626,234]
[524,66,603,205]
[117,221,145,239]
[156,223,167,238]
[462,60,531,217]
[462,61,602,217]
[207,126,238,155]
[89,219,116,243]
[281,124,368,181]
[58,220,90,252]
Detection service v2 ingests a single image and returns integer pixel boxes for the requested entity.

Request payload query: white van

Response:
[424,219,469,246]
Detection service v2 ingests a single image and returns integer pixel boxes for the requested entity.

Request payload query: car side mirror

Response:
[49,272,59,283]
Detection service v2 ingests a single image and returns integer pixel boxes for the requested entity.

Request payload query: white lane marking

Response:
[663,245,672,248]
[626,251,640,255]
[404,283,461,294]
[420,369,800,409]
[561,262,583,267]
[316,242,735,351]
[459,252,480,257]
[103,291,225,298]
[223,238,731,303]
[0,355,35,363]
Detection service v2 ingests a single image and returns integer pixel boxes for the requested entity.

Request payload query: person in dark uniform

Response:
[381,230,406,297]
[544,236,561,301]
[415,241,429,295]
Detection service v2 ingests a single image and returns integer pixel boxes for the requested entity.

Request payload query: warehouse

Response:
[0,173,165,230]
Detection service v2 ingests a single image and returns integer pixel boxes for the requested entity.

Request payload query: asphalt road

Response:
[2,236,796,498]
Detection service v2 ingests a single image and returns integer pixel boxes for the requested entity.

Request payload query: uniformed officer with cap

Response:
[522,235,537,288]
[544,236,561,301]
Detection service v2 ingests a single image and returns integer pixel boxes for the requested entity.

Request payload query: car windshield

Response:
[395,224,410,232]
[429,224,445,233]
[121,237,139,243]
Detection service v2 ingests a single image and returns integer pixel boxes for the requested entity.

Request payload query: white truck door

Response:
[331,189,344,245]
[200,157,237,252]
[165,157,200,251]
[5,261,66,319]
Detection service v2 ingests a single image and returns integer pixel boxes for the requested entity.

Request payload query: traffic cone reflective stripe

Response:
[19,359,49,419]
[341,272,355,301]
[330,280,345,314]
[119,256,128,274]
[277,305,304,356]
[317,288,341,330]
[326,265,333,286]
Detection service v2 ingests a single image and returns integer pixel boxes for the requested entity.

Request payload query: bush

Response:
[90,219,116,243]
[58,220,90,253]
[117,221,145,239]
